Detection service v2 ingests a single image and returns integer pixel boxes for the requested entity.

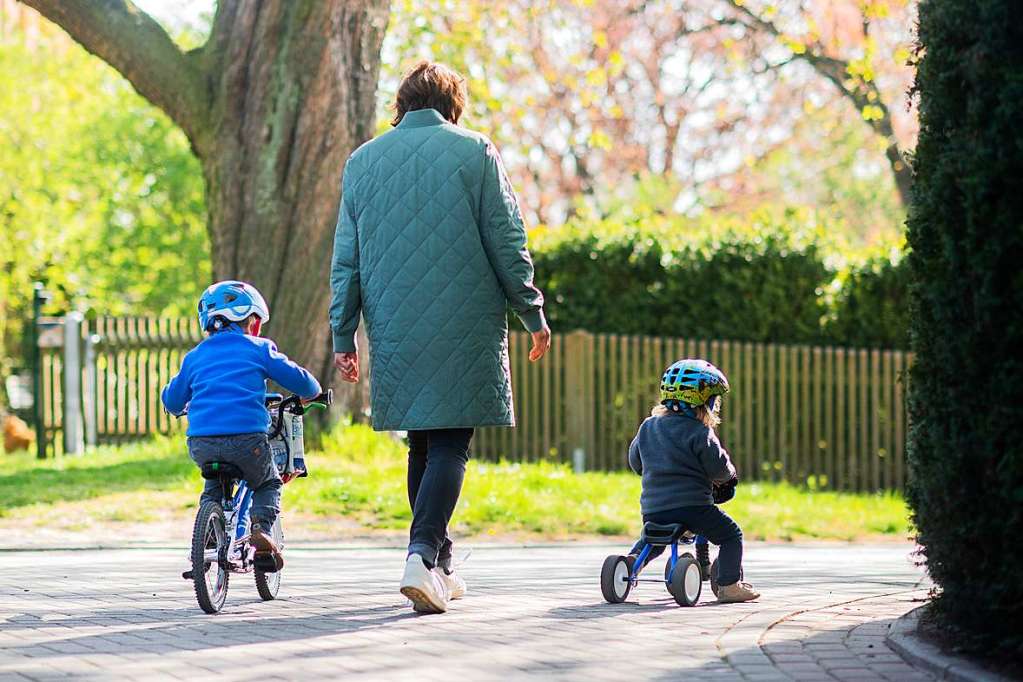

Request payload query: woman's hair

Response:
[651,400,721,428]
[391,60,468,126]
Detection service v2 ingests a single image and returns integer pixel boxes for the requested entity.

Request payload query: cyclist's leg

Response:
[220,433,282,567]
[187,436,226,506]
[229,434,281,528]
[679,506,743,586]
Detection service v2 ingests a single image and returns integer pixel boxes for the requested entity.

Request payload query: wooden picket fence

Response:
[38,318,911,491]
[474,331,911,492]
[36,317,203,454]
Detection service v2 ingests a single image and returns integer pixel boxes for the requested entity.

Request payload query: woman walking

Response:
[329,61,550,614]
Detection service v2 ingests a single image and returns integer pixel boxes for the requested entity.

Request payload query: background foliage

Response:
[0,27,209,395]
[381,0,916,233]
[0,423,912,543]
[906,0,1023,661]
[531,206,907,346]
[1,0,916,409]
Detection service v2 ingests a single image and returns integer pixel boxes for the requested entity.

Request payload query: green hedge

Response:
[824,257,910,349]
[906,0,1023,661]
[533,232,907,348]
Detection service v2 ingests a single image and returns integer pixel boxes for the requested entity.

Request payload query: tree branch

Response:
[720,0,911,206]
[18,0,211,155]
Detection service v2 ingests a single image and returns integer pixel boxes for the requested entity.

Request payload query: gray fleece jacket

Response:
[627,413,737,514]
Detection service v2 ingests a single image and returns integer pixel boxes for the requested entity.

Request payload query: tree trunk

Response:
[201,1,388,383]
[19,0,390,389]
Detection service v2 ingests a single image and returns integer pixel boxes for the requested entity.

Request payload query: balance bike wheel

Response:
[600,555,632,604]
[191,500,229,614]
[664,552,694,595]
[254,516,284,601]
[670,556,702,607]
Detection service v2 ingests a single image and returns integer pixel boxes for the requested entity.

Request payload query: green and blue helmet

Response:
[660,359,729,412]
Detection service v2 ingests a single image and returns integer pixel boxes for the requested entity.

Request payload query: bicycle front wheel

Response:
[254,516,284,601]
[192,500,229,614]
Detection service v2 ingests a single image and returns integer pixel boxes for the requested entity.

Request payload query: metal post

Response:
[565,331,588,473]
[572,447,586,474]
[31,283,51,459]
[83,333,100,448]
[63,312,84,455]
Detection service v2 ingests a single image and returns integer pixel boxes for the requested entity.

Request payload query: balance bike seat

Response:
[641,522,686,546]
[200,461,244,481]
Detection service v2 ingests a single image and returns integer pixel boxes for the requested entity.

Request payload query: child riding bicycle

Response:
[161,280,321,571]
[625,359,759,603]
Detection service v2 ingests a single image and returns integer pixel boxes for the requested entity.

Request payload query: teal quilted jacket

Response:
[329,108,546,431]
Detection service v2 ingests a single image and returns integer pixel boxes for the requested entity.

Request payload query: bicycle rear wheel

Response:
[192,500,229,614]
[254,516,284,600]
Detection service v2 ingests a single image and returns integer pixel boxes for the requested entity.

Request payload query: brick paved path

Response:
[0,543,931,681]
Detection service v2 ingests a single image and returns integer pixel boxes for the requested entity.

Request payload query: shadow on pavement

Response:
[642,616,929,682]
[1,602,419,657]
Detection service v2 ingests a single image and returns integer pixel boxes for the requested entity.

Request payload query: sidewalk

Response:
[0,543,933,680]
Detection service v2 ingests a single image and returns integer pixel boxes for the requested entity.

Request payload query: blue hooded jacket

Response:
[161,327,321,437]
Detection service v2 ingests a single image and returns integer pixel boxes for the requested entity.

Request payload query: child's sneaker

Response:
[400,554,449,614]
[436,568,466,600]
[717,581,760,603]
[250,522,284,571]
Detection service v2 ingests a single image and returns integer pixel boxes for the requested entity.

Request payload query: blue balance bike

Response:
[601,523,708,607]
[183,390,331,614]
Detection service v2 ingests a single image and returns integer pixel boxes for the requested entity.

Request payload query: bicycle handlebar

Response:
[172,389,333,425]
[267,389,333,439]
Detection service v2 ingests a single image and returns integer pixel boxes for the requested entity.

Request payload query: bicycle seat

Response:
[641,522,687,546]
[264,392,283,405]
[200,461,244,481]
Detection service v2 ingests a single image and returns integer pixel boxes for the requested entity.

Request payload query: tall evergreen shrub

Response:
[906,0,1023,659]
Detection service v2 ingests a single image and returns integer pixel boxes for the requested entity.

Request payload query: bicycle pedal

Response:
[182,570,193,580]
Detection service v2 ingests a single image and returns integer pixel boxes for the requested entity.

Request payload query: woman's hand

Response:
[529,325,551,362]
[334,352,360,383]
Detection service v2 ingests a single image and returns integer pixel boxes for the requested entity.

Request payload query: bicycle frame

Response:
[201,479,254,570]
[628,533,706,585]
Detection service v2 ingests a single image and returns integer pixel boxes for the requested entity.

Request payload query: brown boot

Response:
[717,581,760,603]
[250,522,284,571]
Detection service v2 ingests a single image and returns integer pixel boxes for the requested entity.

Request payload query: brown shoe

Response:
[717,581,760,603]
[251,523,284,571]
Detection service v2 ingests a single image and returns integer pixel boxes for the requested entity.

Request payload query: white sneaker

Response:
[400,554,449,614]
[436,568,466,600]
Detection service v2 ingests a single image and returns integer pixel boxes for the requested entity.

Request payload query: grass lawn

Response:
[0,425,912,544]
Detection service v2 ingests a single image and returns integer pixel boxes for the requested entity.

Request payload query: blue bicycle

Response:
[600,523,708,607]
[184,390,331,614]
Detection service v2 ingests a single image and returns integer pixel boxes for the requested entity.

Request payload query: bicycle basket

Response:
[268,411,308,479]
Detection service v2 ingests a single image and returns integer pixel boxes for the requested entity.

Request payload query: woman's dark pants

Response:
[628,505,744,586]
[407,428,474,569]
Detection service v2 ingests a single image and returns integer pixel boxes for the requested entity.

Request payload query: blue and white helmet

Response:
[197,280,270,332]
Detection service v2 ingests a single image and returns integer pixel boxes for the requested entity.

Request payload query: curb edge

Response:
[887,605,1011,682]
